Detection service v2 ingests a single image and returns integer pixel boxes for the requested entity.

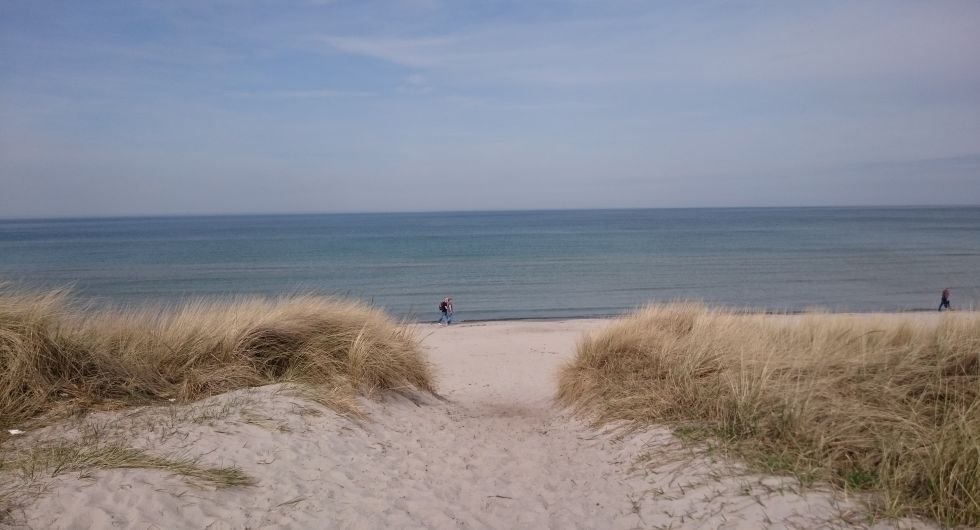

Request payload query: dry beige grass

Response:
[0,420,254,524]
[0,286,435,430]
[1,286,435,522]
[558,304,980,526]
[6,440,253,486]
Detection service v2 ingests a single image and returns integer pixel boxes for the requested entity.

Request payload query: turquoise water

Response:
[1,207,978,320]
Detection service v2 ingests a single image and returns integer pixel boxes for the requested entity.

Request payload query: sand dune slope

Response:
[6,320,931,529]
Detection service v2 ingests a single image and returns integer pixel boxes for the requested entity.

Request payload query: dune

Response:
[561,306,979,527]
[2,315,944,529]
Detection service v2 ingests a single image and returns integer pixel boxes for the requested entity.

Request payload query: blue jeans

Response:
[440,311,454,324]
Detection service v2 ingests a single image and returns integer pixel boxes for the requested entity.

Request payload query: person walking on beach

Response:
[939,288,951,311]
[439,297,454,325]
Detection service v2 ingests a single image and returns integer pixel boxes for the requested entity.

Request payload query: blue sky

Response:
[1,0,979,217]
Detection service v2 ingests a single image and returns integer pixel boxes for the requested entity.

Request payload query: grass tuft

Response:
[7,441,254,487]
[0,285,435,429]
[558,303,980,526]
[0,436,253,524]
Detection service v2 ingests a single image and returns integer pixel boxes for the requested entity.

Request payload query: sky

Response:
[1,0,979,218]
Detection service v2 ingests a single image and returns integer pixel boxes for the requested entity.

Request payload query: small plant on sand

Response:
[0,430,253,524]
[558,304,980,526]
[7,441,253,487]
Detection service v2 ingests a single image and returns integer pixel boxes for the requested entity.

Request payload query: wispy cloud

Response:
[321,35,457,68]
[2,0,979,216]
[228,88,377,99]
[319,2,980,89]
[396,73,433,94]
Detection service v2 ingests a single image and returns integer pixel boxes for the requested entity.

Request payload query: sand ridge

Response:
[5,319,933,529]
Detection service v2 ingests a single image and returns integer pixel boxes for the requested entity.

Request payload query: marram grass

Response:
[0,433,254,524]
[0,286,435,429]
[558,303,980,526]
[7,441,253,487]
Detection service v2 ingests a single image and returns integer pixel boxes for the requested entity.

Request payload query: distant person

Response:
[439,297,455,325]
[939,288,951,311]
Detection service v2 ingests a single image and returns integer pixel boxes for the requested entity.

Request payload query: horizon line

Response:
[2,203,979,223]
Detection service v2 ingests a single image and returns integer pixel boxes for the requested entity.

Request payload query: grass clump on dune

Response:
[5,441,253,487]
[0,429,253,523]
[0,286,434,429]
[558,304,980,526]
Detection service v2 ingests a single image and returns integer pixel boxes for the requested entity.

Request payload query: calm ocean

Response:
[1,207,978,321]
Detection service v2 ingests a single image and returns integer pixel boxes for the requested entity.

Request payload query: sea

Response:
[1,207,978,321]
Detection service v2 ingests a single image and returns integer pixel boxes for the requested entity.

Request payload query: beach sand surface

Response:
[4,318,936,529]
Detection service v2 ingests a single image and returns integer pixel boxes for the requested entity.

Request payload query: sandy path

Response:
[6,320,931,529]
[408,319,652,528]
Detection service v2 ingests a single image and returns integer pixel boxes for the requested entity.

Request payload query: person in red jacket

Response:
[439,297,455,325]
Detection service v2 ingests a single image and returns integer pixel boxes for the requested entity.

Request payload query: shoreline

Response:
[417,306,975,325]
[5,283,973,322]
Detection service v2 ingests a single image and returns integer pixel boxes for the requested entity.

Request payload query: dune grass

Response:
[558,304,980,526]
[0,286,435,430]
[0,426,253,524]
[1,286,435,521]
[5,440,253,487]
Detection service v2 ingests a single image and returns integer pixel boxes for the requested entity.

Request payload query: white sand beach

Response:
[4,318,936,529]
